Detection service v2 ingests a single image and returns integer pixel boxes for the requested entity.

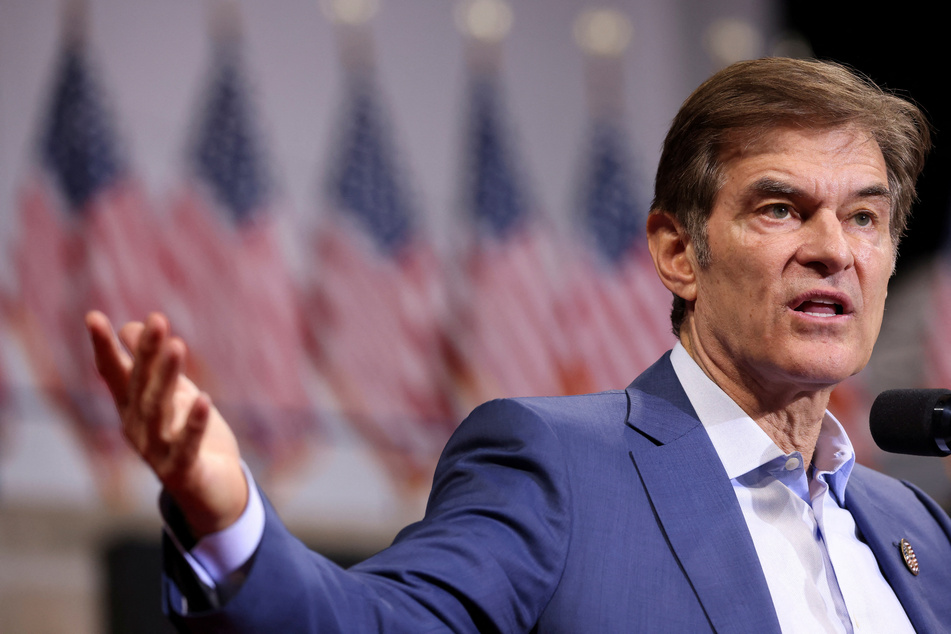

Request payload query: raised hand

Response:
[86,311,248,538]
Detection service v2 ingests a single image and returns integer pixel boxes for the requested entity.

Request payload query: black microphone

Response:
[869,389,951,457]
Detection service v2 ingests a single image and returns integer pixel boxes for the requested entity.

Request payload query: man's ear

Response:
[646,210,697,302]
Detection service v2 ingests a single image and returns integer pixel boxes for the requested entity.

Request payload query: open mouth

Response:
[793,299,844,316]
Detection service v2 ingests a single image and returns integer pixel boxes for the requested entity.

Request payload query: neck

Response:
[680,329,834,468]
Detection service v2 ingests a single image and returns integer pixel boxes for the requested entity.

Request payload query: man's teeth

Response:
[796,299,842,316]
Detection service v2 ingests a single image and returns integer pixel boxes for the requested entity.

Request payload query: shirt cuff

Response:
[161,462,265,603]
[190,463,265,585]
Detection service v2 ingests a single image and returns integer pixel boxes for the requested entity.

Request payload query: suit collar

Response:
[624,352,699,442]
[624,354,782,633]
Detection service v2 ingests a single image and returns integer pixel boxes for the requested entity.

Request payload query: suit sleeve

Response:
[163,398,572,633]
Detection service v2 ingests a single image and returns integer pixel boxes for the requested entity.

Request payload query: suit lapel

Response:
[624,356,781,633]
[845,472,934,631]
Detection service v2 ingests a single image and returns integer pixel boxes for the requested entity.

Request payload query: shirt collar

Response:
[812,411,855,504]
[669,342,855,504]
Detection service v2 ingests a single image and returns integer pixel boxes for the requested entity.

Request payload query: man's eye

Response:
[766,204,791,219]
[853,212,873,227]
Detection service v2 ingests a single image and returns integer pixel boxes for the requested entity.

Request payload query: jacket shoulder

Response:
[850,463,951,529]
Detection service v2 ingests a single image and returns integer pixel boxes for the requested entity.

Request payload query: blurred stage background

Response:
[0,0,947,631]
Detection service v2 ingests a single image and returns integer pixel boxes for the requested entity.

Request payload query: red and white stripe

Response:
[163,184,319,471]
[447,223,574,406]
[303,215,455,470]
[559,245,675,394]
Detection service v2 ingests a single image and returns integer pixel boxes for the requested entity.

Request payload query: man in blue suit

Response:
[87,57,951,632]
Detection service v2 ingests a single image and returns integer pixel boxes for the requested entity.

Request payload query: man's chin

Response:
[781,362,865,393]
[763,348,868,392]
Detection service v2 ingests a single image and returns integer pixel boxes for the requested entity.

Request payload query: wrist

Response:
[166,467,250,540]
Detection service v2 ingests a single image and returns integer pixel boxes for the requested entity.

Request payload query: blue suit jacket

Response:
[168,354,951,632]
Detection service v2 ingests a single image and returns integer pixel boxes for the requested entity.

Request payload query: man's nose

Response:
[797,211,854,273]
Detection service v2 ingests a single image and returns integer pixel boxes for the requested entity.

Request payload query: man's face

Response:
[687,126,894,395]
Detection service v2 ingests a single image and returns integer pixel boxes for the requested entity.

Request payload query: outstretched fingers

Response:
[125,314,168,420]
[88,312,205,472]
[85,310,135,409]
[87,311,246,536]
[164,392,212,483]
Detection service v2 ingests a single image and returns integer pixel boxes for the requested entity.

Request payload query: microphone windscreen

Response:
[869,389,951,457]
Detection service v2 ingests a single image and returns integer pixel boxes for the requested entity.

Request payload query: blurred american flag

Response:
[446,72,573,408]
[560,117,674,393]
[163,27,320,478]
[9,24,168,496]
[303,70,456,488]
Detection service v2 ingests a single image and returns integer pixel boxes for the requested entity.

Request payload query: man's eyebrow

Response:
[857,183,892,201]
[745,177,802,199]
[745,177,892,201]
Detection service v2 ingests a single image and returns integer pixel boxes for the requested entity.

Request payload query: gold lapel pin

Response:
[899,538,919,576]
